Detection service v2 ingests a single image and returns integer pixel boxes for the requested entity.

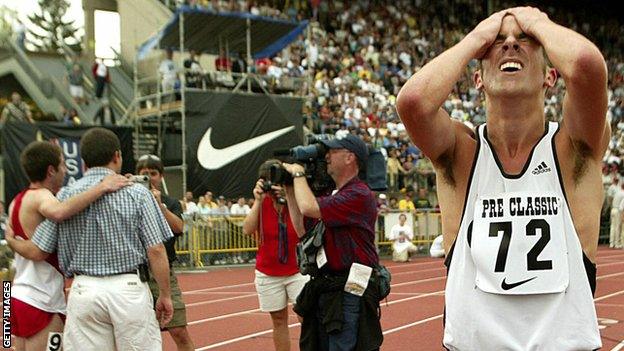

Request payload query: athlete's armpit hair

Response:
[571,139,592,184]
[436,149,456,187]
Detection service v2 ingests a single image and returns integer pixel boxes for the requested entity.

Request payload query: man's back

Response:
[34,168,172,277]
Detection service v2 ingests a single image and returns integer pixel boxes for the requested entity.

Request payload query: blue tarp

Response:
[137,6,308,60]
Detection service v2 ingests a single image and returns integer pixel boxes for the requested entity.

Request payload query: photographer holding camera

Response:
[282,134,383,351]
[136,154,195,351]
[243,159,309,351]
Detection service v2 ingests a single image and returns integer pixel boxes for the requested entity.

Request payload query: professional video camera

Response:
[269,134,387,196]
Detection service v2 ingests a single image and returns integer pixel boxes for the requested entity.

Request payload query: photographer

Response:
[282,134,382,351]
[136,154,195,351]
[243,160,308,351]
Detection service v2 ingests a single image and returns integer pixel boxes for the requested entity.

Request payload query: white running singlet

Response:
[444,122,601,350]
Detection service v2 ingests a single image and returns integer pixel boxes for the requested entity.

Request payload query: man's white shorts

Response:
[254,270,309,312]
[63,273,161,350]
[69,85,84,98]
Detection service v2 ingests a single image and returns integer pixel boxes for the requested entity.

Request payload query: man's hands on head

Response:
[99,174,132,193]
[467,10,507,59]
[507,7,550,38]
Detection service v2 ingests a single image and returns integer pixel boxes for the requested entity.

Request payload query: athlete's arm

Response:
[396,11,506,162]
[4,206,49,261]
[38,174,130,222]
[509,7,608,156]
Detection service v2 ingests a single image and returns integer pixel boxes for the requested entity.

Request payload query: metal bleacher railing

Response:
[174,209,442,268]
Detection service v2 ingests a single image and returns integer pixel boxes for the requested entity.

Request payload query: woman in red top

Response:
[243,160,308,351]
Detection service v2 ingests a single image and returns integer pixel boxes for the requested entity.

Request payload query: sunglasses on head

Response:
[138,154,161,162]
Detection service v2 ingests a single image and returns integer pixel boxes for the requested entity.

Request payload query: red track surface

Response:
[167,246,624,351]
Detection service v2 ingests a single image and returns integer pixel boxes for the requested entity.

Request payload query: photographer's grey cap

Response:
[321,134,368,162]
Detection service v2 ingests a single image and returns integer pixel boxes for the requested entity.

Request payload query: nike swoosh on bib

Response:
[500,276,537,290]
[197,126,295,170]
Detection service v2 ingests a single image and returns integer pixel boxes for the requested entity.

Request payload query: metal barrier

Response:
[175,210,442,268]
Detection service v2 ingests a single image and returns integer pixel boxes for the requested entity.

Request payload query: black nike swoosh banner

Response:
[185,91,303,199]
[1,121,135,204]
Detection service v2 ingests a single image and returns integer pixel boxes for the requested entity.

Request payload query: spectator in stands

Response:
[387,148,405,192]
[66,63,86,105]
[243,160,308,351]
[215,49,232,72]
[62,108,81,126]
[92,59,110,99]
[182,191,198,215]
[94,98,115,125]
[398,191,416,212]
[230,197,251,216]
[1,92,34,123]
[137,154,195,351]
[389,196,399,210]
[415,156,435,191]
[232,51,247,74]
[414,188,432,209]
[13,19,26,51]
[611,180,624,248]
[386,213,418,262]
[196,196,212,216]
[203,191,218,209]
[183,49,204,89]
[159,48,179,96]
[213,196,230,215]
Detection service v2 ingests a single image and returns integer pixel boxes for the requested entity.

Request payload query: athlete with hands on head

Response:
[397,7,607,350]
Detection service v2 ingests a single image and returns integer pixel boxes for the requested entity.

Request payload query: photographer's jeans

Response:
[318,292,361,351]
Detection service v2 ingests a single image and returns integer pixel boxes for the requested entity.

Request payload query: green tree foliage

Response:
[27,0,82,53]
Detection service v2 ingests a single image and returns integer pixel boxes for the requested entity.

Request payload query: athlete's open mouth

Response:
[499,61,523,72]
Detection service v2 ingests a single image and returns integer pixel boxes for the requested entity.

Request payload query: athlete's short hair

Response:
[20,141,62,183]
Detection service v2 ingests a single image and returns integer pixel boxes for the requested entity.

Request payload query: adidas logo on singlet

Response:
[532,161,551,175]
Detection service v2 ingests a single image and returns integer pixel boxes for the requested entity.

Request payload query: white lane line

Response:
[188,308,262,326]
[183,260,446,295]
[597,272,624,280]
[383,314,444,335]
[183,282,255,295]
[611,340,624,351]
[186,293,258,307]
[595,289,624,302]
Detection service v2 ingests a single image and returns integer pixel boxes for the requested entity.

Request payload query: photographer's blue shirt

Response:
[315,176,379,273]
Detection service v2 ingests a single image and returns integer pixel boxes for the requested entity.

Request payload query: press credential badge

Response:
[316,246,327,268]
[344,263,373,296]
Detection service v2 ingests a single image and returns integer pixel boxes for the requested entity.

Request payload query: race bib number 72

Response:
[470,191,569,295]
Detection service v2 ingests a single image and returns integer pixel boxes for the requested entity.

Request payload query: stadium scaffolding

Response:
[127,7,310,196]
